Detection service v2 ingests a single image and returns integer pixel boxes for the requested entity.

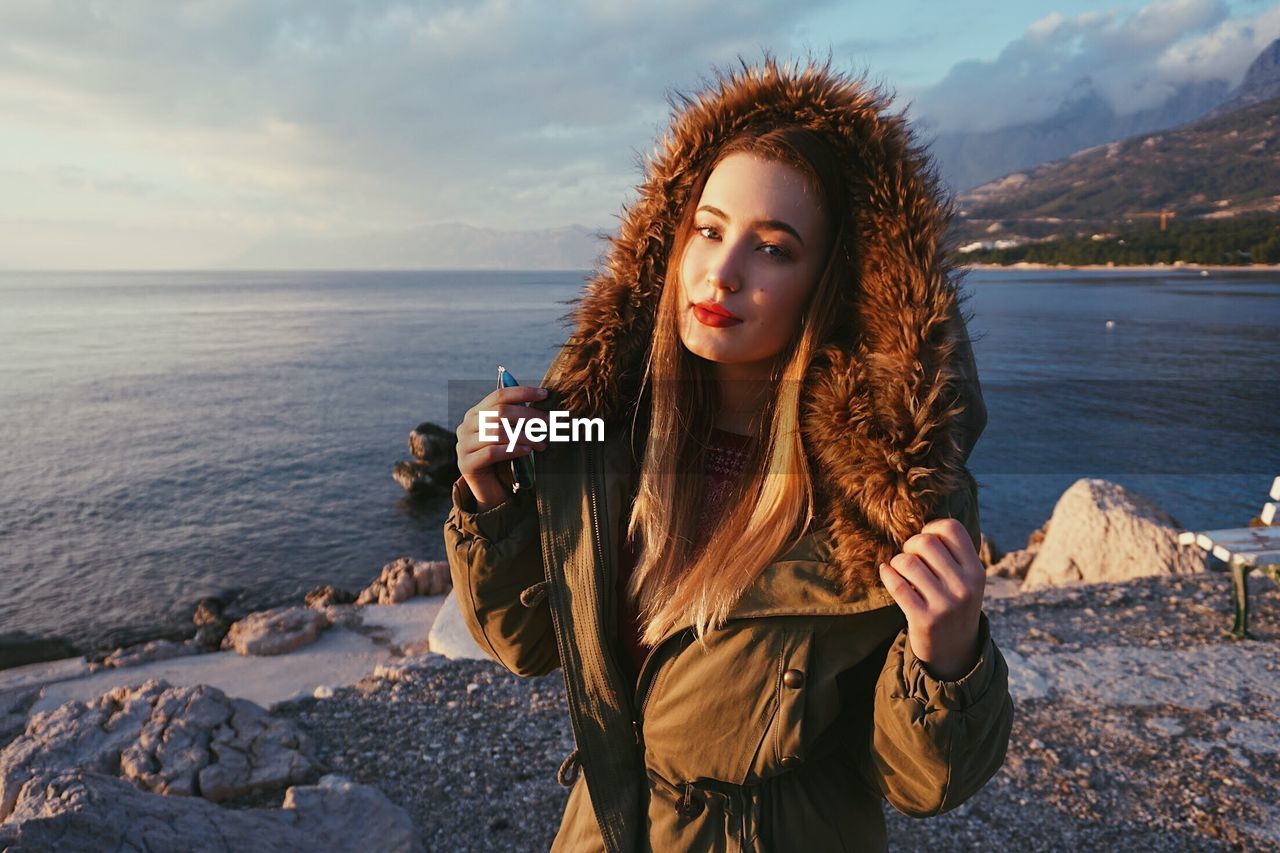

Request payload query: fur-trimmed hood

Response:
[543,54,986,595]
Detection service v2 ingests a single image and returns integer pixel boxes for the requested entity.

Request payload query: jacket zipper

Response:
[586,440,610,625]
[596,435,695,738]
[633,624,693,727]
[586,440,650,746]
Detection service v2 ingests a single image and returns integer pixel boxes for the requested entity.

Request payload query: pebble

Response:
[1145,717,1185,737]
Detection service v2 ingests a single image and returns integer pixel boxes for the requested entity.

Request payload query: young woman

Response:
[446,53,1013,852]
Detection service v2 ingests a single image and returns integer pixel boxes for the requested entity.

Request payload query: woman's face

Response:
[677,151,831,378]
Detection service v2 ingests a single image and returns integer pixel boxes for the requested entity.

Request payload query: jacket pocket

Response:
[744,626,815,782]
[640,622,803,787]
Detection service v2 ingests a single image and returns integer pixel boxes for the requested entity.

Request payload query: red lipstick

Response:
[692,301,742,328]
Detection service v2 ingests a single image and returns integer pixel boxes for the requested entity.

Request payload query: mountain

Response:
[1210,37,1280,116]
[928,38,1280,193]
[954,94,1280,238]
[928,77,1231,192]
[220,222,608,270]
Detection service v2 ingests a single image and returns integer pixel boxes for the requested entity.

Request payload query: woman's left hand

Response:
[878,518,985,681]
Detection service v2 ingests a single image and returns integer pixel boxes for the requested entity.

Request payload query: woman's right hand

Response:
[455,385,551,512]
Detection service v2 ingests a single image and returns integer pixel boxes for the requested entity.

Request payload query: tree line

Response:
[960,214,1280,266]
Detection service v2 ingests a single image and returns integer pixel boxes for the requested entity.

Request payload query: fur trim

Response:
[544,53,984,596]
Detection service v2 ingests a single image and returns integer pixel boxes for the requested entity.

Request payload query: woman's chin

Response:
[681,328,741,359]
[682,340,737,365]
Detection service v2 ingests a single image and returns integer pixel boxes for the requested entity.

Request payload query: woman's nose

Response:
[706,248,743,293]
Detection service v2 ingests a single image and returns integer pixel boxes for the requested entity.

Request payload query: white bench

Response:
[1178,475,1280,638]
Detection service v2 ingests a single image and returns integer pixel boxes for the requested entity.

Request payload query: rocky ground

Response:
[266,657,573,851]
[238,567,1280,852]
[885,569,1280,852]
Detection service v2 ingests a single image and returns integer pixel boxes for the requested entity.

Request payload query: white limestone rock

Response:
[221,607,330,657]
[357,558,451,605]
[0,771,420,852]
[89,638,199,673]
[1021,478,1206,591]
[427,591,492,662]
[0,679,318,820]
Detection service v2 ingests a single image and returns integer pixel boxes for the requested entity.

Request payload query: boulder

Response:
[192,597,233,651]
[1021,479,1207,591]
[282,774,418,850]
[989,548,1036,581]
[393,422,459,497]
[221,607,329,657]
[357,558,451,605]
[392,460,441,497]
[89,639,199,673]
[408,421,454,463]
[0,679,319,820]
[427,591,492,662]
[412,561,451,597]
[304,585,356,609]
[316,603,365,630]
[0,771,419,852]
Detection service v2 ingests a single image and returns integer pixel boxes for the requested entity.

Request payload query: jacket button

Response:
[783,668,805,689]
[780,755,801,768]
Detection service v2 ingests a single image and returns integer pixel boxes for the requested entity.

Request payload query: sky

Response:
[1,0,1277,269]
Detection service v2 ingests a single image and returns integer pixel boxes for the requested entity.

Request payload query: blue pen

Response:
[497,365,537,492]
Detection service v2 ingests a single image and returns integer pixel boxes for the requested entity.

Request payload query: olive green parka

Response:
[444,55,1013,852]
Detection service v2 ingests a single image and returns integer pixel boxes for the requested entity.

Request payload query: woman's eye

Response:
[695,224,790,260]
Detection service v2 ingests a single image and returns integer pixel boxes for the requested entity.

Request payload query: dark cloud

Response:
[911,0,1278,133]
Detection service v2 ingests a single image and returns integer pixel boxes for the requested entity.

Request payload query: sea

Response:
[1,268,1277,663]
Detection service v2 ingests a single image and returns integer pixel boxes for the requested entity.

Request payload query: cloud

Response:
[911,0,1278,133]
[7,0,1275,268]
[0,1,842,195]
[0,0,841,266]
[1157,4,1280,82]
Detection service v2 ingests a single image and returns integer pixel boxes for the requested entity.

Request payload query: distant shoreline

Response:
[963,262,1280,272]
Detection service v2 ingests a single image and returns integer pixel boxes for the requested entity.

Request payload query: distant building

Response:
[958,238,1024,253]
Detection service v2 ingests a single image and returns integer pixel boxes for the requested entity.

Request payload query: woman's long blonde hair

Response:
[626,126,854,647]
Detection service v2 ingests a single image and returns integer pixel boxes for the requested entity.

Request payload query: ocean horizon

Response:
[2,267,1277,666]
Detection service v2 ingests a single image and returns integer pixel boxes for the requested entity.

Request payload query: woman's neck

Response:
[710,361,773,436]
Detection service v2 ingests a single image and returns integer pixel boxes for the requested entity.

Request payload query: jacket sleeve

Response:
[861,610,1014,817]
[442,476,561,677]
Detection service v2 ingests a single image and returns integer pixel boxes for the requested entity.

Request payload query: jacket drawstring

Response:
[519,580,549,608]
[556,747,580,787]
[677,782,705,819]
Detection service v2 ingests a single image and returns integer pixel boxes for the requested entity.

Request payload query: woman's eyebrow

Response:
[696,204,805,247]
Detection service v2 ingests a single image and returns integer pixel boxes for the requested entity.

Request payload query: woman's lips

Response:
[692,303,743,328]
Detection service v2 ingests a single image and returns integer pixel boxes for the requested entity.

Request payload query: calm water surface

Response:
[1,268,1276,659]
